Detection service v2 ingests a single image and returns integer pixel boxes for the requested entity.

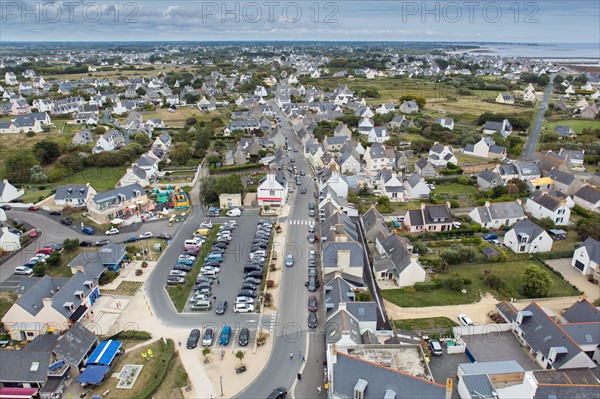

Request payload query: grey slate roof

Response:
[378,233,413,273]
[346,302,378,323]
[362,207,387,233]
[322,242,364,269]
[25,334,59,352]
[478,169,501,184]
[518,302,588,369]
[50,271,96,318]
[562,298,600,323]
[325,275,357,317]
[326,309,362,344]
[15,276,70,316]
[559,322,600,347]
[367,142,386,159]
[406,173,422,188]
[0,349,52,384]
[461,374,495,398]
[548,169,577,185]
[55,184,90,201]
[509,219,546,241]
[93,183,144,204]
[574,185,600,204]
[332,353,446,399]
[528,190,564,211]
[476,201,525,223]
[54,322,98,367]
[322,211,359,242]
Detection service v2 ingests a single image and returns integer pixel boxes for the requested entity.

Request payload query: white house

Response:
[469,200,526,230]
[503,219,553,254]
[374,232,426,287]
[54,184,97,208]
[93,130,123,153]
[434,117,454,130]
[364,143,395,173]
[428,143,457,167]
[525,190,571,226]
[4,72,17,85]
[357,117,375,136]
[257,171,287,207]
[0,179,24,203]
[571,237,600,276]
[378,169,404,202]
[573,185,600,213]
[483,119,513,137]
[495,92,515,104]
[399,100,419,114]
[522,83,536,101]
[403,173,430,199]
[338,152,361,174]
[0,226,20,252]
[319,168,349,199]
[463,137,507,159]
[375,103,395,115]
[367,127,390,143]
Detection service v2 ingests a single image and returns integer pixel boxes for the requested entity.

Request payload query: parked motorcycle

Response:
[235,365,247,374]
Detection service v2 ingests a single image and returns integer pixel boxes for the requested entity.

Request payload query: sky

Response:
[0,0,599,43]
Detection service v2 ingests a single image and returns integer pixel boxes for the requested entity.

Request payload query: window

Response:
[270,190,275,196]
[520,245,526,252]
[27,332,34,337]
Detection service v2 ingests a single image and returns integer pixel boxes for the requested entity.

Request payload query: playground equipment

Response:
[154,185,190,209]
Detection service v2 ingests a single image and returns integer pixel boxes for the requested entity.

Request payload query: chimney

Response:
[484,201,491,207]
[337,249,351,269]
[445,378,453,399]
[420,202,426,210]
[446,201,452,209]
[335,224,345,235]
[42,298,52,307]
[516,198,522,205]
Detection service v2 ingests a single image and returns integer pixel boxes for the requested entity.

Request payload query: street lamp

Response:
[220,375,223,397]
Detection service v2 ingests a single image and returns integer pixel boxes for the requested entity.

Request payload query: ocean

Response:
[469,42,599,61]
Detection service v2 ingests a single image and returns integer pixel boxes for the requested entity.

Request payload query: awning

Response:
[549,229,567,235]
[75,365,110,384]
[87,340,122,365]
[0,387,39,399]
[69,304,88,322]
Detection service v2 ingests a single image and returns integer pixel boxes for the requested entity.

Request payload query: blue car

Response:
[123,236,139,243]
[483,233,498,240]
[177,258,194,266]
[82,227,95,235]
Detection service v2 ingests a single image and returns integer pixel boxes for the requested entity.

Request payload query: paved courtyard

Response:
[546,258,600,301]
[464,331,538,371]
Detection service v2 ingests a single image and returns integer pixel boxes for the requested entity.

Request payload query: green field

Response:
[434,183,479,196]
[382,260,579,308]
[394,317,458,331]
[545,119,599,134]
[19,166,126,203]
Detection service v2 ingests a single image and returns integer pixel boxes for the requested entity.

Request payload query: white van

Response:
[226,208,242,217]
[191,300,212,311]
[184,239,201,247]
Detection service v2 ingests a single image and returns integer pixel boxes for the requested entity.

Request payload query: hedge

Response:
[211,163,263,173]
[108,330,152,341]
[534,250,575,261]
[131,339,175,399]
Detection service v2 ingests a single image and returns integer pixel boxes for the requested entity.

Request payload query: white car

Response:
[458,314,474,326]
[14,266,34,275]
[201,266,220,274]
[234,303,255,313]
[170,270,187,277]
[226,208,242,217]
[199,221,213,229]
[106,228,120,235]
[139,232,153,239]
[235,296,254,304]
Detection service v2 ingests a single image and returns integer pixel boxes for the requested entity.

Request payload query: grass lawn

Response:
[545,119,599,134]
[394,317,458,331]
[102,281,143,296]
[143,107,230,126]
[426,98,534,118]
[89,339,175,399]
[167,226,220,312]
[434,183,479,196]
[383,260,579,308]
[153,352,189,399]
[19,166,126,203]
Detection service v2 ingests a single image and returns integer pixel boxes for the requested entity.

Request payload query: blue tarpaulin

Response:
[76,365,110,384]
[87,340,122,366]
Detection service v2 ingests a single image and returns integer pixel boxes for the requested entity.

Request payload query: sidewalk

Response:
[293,331,326,399]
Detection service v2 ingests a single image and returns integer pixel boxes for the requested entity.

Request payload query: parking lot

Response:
[428,351,470,399]
[462,331,538,370]
[187,323,260,350]
[181,216,273,314]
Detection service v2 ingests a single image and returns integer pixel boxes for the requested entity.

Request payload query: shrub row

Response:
[109,330,152,341]
[131,339,175,399]
[211,163,262,173]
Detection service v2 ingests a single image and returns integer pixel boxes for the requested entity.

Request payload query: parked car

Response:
[308,295,318,312]
[235,296,254,304]
[300,188,307,194]
[308,233,316,243]
[429,339,443,356]
[14,266,34,276]
[157,233,172,240]
[60,218,72,226]
[458,314,474,326]
[28,229,38,238]
[285,254,294,267]
[170,270,187,277]
[219,326,232,345]
[79,240,93,247]
[12,219,24,227]
[95,239,110,246]
[186,329,201,349]
[139,232,153,239]
[238,327,249,346]
[0,204,11,210]
[308,312,317,329]
[106,228,119,235]
[215,300,228,315]
[199,221,213,229]
[166,276,185,285]
[483,233,498,240]
[123,236,139,243]
[82,227,95,235]
[305,276,320,292]
[48,210,61,216]
[202,328,214,346]
[234,303,255,313]
[241,282,258,291]
[238,289,256,298]
[28,206,40,211]
[226,208,242,217]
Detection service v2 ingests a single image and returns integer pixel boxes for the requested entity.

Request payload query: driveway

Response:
[463,331,538,371]
[545,258,600,301]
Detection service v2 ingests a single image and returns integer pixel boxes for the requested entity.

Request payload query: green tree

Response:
[30,165,48,183]
[235,350,245,365]
[6,150,37,182]
[520,265,552,298]
[33,140,61,164]
[170,142,192,165]
[399,94,426,109]
[46,251,61,267]
[202,346,211,362]
[133,133,151,146]
[63,238,80,252]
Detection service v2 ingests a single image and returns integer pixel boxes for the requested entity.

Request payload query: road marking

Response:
[289,220,311,225]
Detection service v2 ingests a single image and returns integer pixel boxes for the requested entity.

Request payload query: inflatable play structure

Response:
[154,185,190,209]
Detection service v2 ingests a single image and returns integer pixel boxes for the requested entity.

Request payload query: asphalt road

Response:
[521,74,555,161]
[0,208,178,285]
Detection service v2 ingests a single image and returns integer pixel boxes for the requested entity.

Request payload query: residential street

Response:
[521,74,555,161]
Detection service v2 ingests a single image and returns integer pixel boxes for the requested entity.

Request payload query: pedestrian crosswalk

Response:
[288,219,313,225]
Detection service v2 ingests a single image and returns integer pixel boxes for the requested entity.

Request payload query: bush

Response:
[109,330,152,341]
[414,281,437,292]
[482,270,506,290]
[135,269,143,276]
[266,280,274,288]
[443,274,466,291]
[99,270,119,285]
[141,262,148,268]
[130,339,175,399]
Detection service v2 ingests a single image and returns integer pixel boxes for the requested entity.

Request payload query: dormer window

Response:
[74,290,84,299]
[354,379,367,399]
[64,301,74,311]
